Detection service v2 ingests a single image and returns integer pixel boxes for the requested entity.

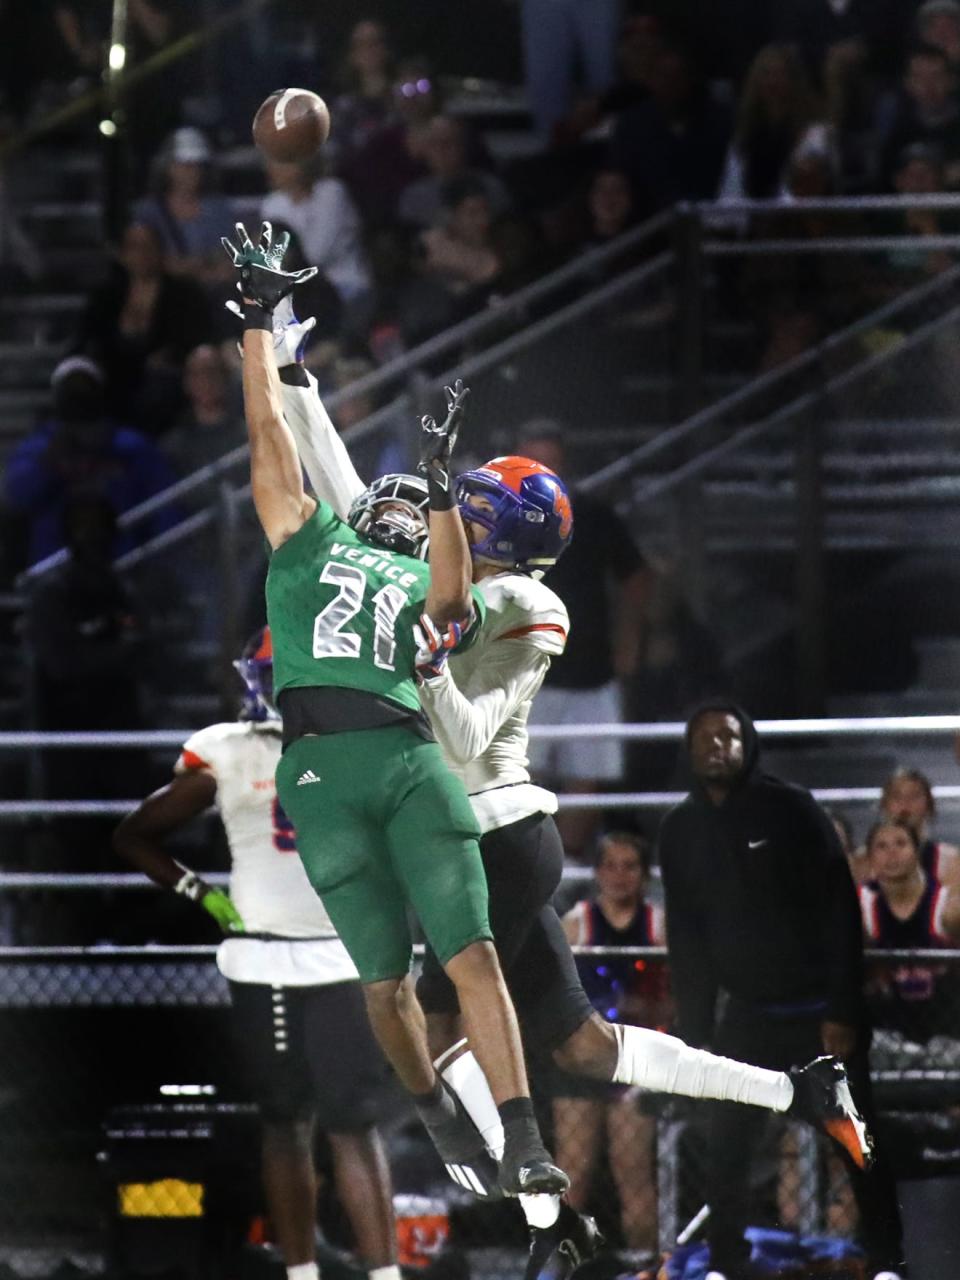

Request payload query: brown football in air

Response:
[252,89,331,164]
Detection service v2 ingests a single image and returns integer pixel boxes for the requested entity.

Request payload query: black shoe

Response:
[499,1153,571,1197]
[787,1055,874,1170]
[524,1203,603,1280]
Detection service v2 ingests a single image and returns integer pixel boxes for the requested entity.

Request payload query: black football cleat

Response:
[787,1055,874,1170]
[499,1153,570,1197]
[524,1203,603,1280]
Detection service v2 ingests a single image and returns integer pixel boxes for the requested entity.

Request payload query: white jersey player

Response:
[274,330,875,1278]
[113,629,400,1280]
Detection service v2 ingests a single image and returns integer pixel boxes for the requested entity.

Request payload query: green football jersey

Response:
[266,502,485,713]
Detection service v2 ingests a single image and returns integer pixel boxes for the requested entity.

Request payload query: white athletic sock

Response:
[287,1264,319,1280]
[435,1043,505,1159]
[368,1266,402,1280]
[436,1046,560,1230]
[613,1024,794,1112]
[519,1192,561,1229]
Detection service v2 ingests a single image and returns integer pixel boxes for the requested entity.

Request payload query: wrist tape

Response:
[427,467,456,510]
[243,302,273,332]
[173,869,205,902]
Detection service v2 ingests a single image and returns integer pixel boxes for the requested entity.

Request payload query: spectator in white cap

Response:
[260,152,373,333]
[133,127,233,284]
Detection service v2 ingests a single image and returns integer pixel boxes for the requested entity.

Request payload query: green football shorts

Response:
[276,726,491,983]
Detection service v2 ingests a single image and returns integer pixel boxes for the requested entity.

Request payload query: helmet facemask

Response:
[347,474,430,559]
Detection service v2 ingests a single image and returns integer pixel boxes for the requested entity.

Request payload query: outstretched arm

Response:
[420,381,473,626]
[425,503,473,625]
[243,325,317,548]
[222,222,321,547]
[226,228,365,517]
[278,364,366,518]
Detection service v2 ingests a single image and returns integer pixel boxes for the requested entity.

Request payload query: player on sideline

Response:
[220,222,566,1201]
[266,283,876,1278]
[113,628,398,1280]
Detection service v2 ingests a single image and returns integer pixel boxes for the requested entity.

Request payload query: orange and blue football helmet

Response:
[457,455,573,573]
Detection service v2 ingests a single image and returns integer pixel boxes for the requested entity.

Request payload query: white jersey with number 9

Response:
[176,720,358,985]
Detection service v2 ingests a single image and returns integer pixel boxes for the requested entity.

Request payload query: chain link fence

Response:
[0,946,956,1279]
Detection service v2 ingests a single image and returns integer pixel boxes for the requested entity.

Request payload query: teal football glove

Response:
[220,220,318,310]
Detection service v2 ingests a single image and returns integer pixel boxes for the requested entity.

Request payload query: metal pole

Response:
[794,403,827,716]
[102,0,129,241]
[215,482,243,720]
[673,205,707,613]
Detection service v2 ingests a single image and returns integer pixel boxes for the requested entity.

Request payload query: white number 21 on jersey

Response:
[312,562,408,672]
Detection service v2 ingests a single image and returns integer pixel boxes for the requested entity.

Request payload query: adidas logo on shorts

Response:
[296,769,321,786]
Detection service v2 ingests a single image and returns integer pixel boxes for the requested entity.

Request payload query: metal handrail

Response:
[0,943,952,961]
[0,0,271,161]
[706,235,960,255]
[5,786,960,818]
[692,194,960,214]
[634,295,960,505]
[3,714,960,749]
[579,261,960,496]
[15,211,674,586]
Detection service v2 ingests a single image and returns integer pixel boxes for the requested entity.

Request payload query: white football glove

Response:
[225,293,316,367]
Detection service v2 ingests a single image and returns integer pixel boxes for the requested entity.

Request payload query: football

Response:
[252,88,331,164]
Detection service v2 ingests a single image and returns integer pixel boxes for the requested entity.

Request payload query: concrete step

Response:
[20,200,99,223]
[18,202,103,251]
[0,293,86,347]
[914,637,960,690]
[0,294,85,319]
[0,345,65,383]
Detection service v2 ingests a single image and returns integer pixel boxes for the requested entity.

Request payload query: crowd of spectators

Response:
[5,2,960,580]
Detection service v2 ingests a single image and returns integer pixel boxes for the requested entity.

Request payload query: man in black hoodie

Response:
[660,701,906,1280]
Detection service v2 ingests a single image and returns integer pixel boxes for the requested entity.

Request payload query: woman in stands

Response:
[850,767,960,888]
[859,817,960,1042]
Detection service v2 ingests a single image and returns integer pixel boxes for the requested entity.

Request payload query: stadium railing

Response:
[4,713,960,817]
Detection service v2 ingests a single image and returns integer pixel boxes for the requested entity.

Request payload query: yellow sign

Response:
[118,1179,204,1218]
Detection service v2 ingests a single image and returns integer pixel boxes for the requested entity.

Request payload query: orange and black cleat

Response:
[787,1055,874,1170]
